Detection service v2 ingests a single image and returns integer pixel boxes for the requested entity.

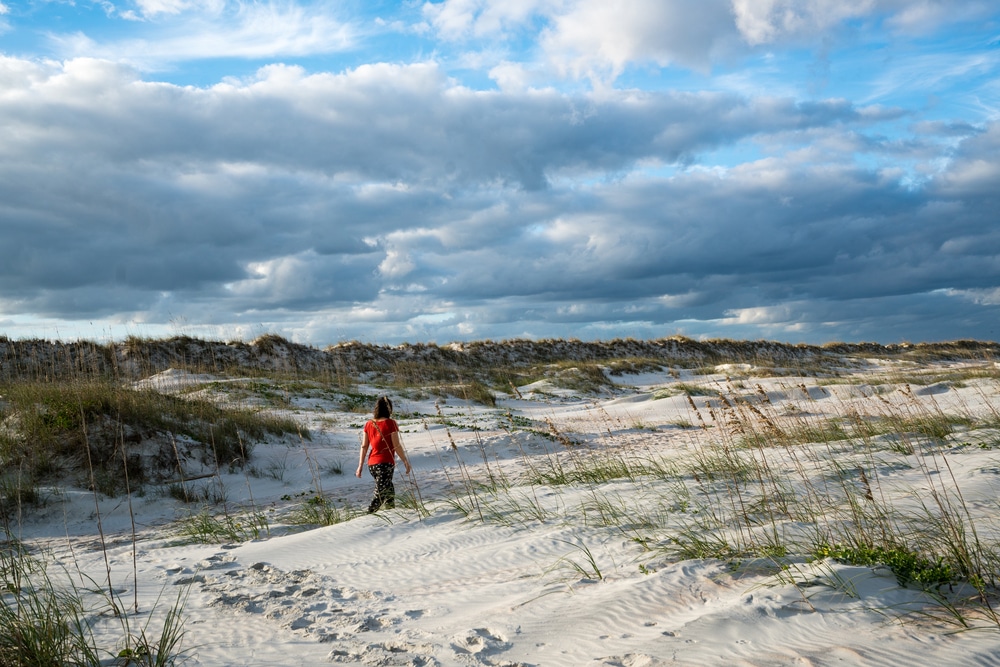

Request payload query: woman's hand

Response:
[355,465,363,478]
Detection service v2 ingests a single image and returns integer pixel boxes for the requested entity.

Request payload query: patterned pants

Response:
[367,463,396,513]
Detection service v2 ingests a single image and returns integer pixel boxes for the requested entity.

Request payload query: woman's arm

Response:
[356,431,370,478]
[391,432,412,475]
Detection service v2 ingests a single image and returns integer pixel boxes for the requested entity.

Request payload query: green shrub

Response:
[813,543,956,587]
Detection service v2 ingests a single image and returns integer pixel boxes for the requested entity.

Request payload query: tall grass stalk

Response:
[78,401,116,611]
[547,539,607,583]
[111,587,189,667]
[434,402,484,522]
[118,423,140,614]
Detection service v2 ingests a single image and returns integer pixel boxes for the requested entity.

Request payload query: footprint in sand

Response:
[450,627,512,656]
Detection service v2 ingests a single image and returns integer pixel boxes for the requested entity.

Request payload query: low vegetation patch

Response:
[286,495,358,528]
[177,509,271,543]
[813,543,956,587]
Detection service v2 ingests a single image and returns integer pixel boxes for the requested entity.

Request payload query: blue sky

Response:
[1,1,999,346]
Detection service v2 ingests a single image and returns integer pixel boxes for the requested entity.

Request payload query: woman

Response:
[356,396,412,513]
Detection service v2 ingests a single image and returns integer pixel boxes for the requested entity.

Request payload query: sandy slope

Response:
[10,360,1000,666]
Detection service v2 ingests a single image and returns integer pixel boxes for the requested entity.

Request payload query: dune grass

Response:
[286,495,360,528]
[176,508,271,543]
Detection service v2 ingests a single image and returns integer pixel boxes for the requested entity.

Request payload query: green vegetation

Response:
[177,508,271,543]
[652,382,717,399]
[336,389,382,413]
[286,495,358,527]
[813,543,956,587]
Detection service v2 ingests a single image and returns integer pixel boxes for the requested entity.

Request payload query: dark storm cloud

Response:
[0,57,873,315]
[3,60,869,186]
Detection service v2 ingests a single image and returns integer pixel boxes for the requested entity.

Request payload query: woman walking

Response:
[356,396,412,513]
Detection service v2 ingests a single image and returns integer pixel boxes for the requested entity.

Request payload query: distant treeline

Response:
[1,334,997,381]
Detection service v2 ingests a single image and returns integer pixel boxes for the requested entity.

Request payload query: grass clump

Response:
[651,383,717,400]
[0,471,43,521]
[605,358,665,376]
[530,451,671,486]
[0,541,88,667]
[490,361,615,396]
[177,509,270,543]
[336,390,381,413]
[112,590,188,667]
[544,362,615,394]
[287,495,357,527]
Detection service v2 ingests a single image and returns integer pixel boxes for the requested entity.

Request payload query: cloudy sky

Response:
[1,1,999,345]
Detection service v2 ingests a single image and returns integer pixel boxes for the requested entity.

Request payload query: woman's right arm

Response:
[391,432,412,475]
[356,429,370,478]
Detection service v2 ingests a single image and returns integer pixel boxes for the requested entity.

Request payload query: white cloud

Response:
[50,1,355,67]
[425,0,1000,91]
[944,287,1000,306]
[421,0,744,82]
[723,303,803,325]
[885,1,997,33]
[541,0,740,80]
[731,0,876,46]
[731,0,1000,47]
[488,61,536,90]
[132,0,226,18]
[379,248,417,279]
[422,0,553,40]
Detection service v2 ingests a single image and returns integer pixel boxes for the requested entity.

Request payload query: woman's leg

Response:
[367,463,396,512]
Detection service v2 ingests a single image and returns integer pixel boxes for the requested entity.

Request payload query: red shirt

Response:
[364,419,398,465]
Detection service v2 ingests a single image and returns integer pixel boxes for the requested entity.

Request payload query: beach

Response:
[4,343,1000,666]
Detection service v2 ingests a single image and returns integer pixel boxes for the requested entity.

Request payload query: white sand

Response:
[9,361,1000,666]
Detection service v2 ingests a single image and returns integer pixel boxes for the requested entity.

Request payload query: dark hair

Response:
[373,395,393,420]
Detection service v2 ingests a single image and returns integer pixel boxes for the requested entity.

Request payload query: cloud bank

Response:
[0,1,998,344]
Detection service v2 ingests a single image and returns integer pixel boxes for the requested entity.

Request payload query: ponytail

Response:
[373,395,393,420]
